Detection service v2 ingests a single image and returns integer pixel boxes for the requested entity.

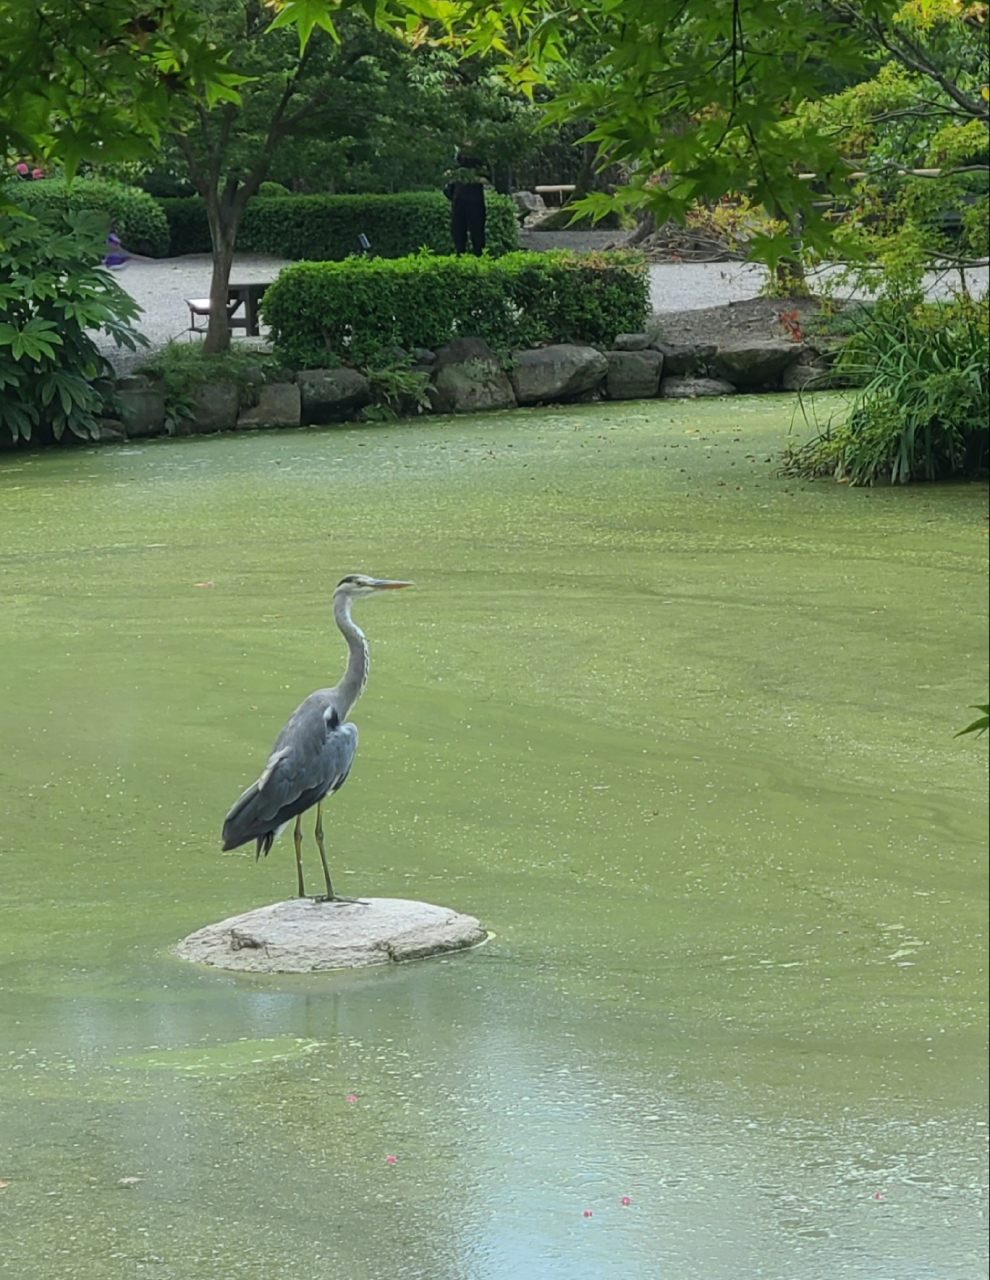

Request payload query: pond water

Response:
[0,399,986,1280]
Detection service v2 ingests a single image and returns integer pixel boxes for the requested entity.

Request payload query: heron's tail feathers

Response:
[221,782,266,853]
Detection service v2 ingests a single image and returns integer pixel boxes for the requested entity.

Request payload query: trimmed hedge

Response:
[158,196,213,255]
[16,179,170,257]
[261,250,649,367]
[158,191,518,259]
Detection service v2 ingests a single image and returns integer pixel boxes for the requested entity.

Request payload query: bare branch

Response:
[866,14,989,126]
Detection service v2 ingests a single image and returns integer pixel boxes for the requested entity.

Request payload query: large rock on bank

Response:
[711,340,802,388]
[298,368,372,423]
[237,382,302,429]
[510,344,608,404]
[175,897,488,973]
[651,340,717,376]
[178,382,240,434]
[606,348,664,400]
[115,375,166,438]
[429,337,517,414]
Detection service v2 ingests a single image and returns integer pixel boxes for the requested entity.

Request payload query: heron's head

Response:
[334,574,414,602]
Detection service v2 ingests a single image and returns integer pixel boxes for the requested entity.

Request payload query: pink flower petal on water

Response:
[621,1196,632,1206]
[873,1192,885,1201]
[583,1209,593,1218]
[346,1094,357,1103]
[385,1155,397,1164]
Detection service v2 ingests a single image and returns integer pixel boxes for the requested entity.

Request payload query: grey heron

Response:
[221,574,413,901]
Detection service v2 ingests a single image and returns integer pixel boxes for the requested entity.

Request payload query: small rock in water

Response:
[175,897,487,973]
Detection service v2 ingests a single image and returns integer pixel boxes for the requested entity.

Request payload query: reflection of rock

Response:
[606,349,664,400]
[176,897,488,973]
[510,344,608,404]
[711,341,801,388]
[660,376,737,398]
[429,337,517,414]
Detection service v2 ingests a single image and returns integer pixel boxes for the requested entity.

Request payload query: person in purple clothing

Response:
[103,230,129,269]
[102,227,153,270]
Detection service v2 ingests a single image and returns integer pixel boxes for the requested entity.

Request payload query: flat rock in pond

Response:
[175,897,487,973]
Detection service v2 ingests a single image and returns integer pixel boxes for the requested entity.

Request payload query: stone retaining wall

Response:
[9,332,845,448]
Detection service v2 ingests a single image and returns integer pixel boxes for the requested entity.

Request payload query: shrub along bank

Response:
[784,294,989,484]
[158,191,519,260]
[261,250,650,367]
[14,178,171,257]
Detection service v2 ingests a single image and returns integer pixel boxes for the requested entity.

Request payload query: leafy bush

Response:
[257,181,292,198]
[0,202,147,444]
[15,178,170,257]
[260,250,649,367]
[361,360,433,421]
[785,294,988,484]
[135,341,284,432]
[158,191,518,259]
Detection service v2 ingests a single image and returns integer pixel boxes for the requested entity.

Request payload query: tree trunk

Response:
[203,238,236,354]
[772,204,811,297]
[202,181,247,354]
[625,211,657,247]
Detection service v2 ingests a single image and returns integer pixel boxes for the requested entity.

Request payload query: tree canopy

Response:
[0,0,243,177]
[430,0,988,264]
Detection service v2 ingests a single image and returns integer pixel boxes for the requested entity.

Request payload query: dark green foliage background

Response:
[157,191,519,259]
[15,179,171,257]
[260,250,648,367]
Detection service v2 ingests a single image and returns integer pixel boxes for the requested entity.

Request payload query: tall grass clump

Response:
[787,293,988,484]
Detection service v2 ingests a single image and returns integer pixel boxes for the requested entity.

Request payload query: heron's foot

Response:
[312,894,367,906]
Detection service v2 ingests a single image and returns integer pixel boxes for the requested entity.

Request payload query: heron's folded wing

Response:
[221,703,358,851]
[321,715,358,797]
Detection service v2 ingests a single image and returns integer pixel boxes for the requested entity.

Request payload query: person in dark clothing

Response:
[446,145,488,256]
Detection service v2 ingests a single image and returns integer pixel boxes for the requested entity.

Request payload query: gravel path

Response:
[99,254,287,374]
[96,245,988,376]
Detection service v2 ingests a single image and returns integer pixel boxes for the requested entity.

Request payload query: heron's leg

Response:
[314,802,336,899]
[313,803,363,905]
[294,815,305,898]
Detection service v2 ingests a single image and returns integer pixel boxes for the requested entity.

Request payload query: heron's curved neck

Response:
[333,594,369,717]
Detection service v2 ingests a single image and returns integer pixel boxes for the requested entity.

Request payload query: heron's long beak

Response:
[372,579,414,589]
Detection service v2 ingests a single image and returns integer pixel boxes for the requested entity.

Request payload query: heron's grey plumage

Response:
[221,699,358,857]
[220,574,412,899]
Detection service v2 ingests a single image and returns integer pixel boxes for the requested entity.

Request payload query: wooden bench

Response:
[534,184,577,205]
[185,283,271,336]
